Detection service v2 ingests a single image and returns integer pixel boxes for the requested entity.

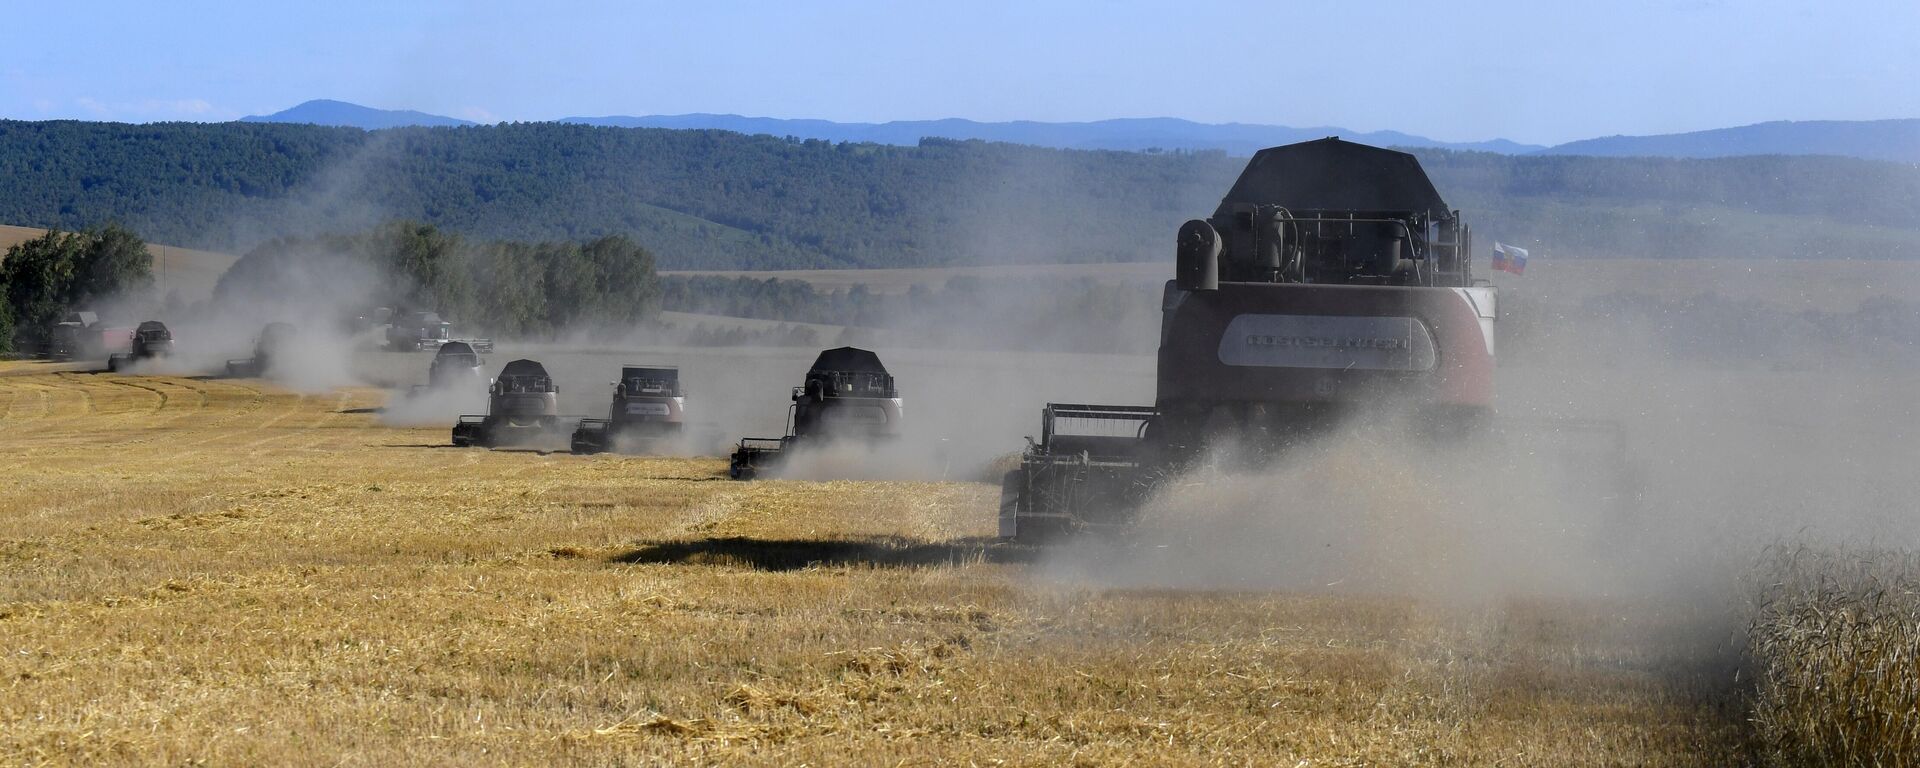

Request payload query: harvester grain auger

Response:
[571,365,686,454]
[999,138,1636,541]
[452,359,576,448]
[728,347,902,480]
[224,322,297,378]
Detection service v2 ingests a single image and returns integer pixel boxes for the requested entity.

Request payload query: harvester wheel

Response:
[1000,466,1083,543]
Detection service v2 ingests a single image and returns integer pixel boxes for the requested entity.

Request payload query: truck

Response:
[48,312,131,362]
[386,311,493,354]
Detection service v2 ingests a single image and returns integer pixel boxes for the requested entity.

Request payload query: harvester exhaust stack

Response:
[1175,220,1220,292]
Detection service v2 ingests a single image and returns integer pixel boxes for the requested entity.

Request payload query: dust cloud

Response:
[102,132,1920,615]
[86,136,415,390]
[1031,291,1920,607]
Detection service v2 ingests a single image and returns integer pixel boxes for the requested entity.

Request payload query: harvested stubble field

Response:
[0,362,1753,765]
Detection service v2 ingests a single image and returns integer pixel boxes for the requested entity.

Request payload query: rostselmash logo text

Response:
[1246,335,1406,350]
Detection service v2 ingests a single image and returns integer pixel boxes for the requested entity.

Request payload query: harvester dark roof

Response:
[622,365,678,381]
[809,347,887,374]
[1213,138,1449,217]
[498,359,549,378]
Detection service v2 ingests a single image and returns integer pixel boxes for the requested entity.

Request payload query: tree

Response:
[73,224,154,308]
[383,222,473,321]
[0,226,154,351]
[0,230,86,347]
[577,235,658,324]
[0,299,14,354]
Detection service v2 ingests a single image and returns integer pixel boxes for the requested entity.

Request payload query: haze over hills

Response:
[556,114,1544,155]
[242,100,1536,153]
[4,120,1919,271]
[1539,119,1920,164]
[237,100,1920,163]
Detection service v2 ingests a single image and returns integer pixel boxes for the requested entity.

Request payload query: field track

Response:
[0,363,1747,765]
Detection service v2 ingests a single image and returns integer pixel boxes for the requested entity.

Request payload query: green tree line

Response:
[661,274,1161,353]
[3,120,1918,269]
[215,223,659,337]
[0,225,153,353]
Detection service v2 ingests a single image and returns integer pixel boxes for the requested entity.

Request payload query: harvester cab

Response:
[107,321,175,372]
[728,347,903,479]
[451,359,566,448]
[1000,138,1628,540]
[224,322,297,378]
[571,365,686,454]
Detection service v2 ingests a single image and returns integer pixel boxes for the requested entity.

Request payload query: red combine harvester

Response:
[999,138,1626,540]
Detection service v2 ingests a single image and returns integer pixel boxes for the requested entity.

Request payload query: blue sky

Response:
[3,0,1915,145]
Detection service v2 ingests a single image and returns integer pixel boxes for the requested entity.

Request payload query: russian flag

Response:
[1492,242,1529,275]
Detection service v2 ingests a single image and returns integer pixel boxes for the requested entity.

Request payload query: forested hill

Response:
[3,119,1918,269]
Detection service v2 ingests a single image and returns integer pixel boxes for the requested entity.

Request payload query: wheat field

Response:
[0,361,1752,765]
[1745,546,1920,766]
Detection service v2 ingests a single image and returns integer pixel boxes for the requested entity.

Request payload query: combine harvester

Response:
[451,359,573,448]
[224,322,297,377]
[106,321,175,372]
[729,347,902,479]
[571,365,686,454]
[410,340,487,396]
[999,137,1630,540]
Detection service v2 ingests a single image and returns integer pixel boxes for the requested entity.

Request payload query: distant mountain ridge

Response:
[1537,119,1920,163]
[240,99,1536,153]
[236,100,1920,163]
[239,99,474,129]
[557,113,1543,155]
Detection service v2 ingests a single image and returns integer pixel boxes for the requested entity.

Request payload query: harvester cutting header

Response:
[1002,138,1501,539]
